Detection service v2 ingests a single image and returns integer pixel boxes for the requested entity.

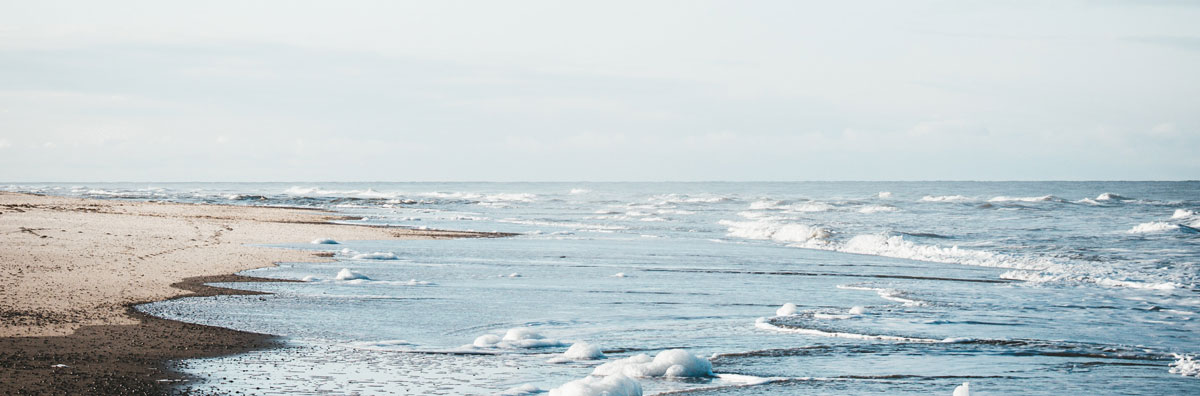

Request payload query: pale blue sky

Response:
[1,1,1197,181]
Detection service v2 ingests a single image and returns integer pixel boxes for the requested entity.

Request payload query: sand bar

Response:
[0,192,503,393]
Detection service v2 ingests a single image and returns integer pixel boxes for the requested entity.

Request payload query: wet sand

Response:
[0,192,503,394]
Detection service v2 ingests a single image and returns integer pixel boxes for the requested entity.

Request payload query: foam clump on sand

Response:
[310,238,339,244]
[335,268,369,281]
[776,303,797,316]
[473,328,565,349]
[1170,354,1200,377]
[352,252,399,260]
[549,374,642,396]
[592,349,713,378]
[953,382,971,396]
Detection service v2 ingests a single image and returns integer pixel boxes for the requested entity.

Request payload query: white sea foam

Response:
[920,195,974,203]
[719,220,832,247]
[497,383,543,396]
[858,205,899,214]
[343,339,413,351]
[569,188,592,195]
[1172,209,1196,219]
[837,285,927,306]
[651,194,733,204]
[417,191,538,203]
[953,382,971,396]
[351,252,400,260]
[716,373,783,386]
[310,238,339,245]
[592,349,714,378]
[613,272,628,278]
[473,334,502,347]
[849,306,866,315]
[749,200,785,210]
[788,202,835,212]
[1171,354,1200,377]
[1096,192,1130,201]
[335,268,369,281]
[721,217,1185,291]
[724,220,1043,271]
[988,195,1061,203]
[548,374,642,396]
[548,342,606,363]
[755,317,940,342]
[1128,222,1180,234]
[877,191,892,198]
[472,328,565,349]
[840,234,1039,271]
[1000,270,1180,290]
[776,303,798,316]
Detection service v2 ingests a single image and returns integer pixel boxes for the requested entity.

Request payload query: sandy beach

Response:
[0,192,500,394]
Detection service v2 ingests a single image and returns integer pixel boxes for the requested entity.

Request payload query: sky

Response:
[0,0,1197,182]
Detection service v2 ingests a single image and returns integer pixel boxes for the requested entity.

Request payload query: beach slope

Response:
[0,192,496,393]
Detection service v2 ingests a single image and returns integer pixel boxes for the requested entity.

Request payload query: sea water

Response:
[7,182,1199,394]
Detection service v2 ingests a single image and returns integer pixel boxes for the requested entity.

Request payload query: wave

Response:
[998,270,1180,290]
[1172,209,1196,219]
[1096,193,1132,201]
[1128,222,1183,234]
[789,202,835,212]
[721,220,1048,271]
[281,186,538,204]
[748,200,835,212]
[1171,354,1200,378]
[754,317,941,343]
[836,284,927,306]
[749,199,785,210]
[920,195,975,203]
[719,218,1190,290]
[858,205,899,214]
[651,194,734,204]
[718,220,832,247]
[987,195,1063,203]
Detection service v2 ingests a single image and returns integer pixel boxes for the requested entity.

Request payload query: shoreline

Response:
[0,192,509,394]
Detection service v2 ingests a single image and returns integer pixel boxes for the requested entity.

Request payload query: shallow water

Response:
[8,182,1199,394]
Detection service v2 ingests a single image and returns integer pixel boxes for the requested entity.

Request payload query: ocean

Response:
[7,181,1199,395]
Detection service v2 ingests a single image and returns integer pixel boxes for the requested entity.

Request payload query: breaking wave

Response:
[920,195,975,203]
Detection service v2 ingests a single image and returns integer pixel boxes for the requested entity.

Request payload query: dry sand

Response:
[0,192,504,394]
